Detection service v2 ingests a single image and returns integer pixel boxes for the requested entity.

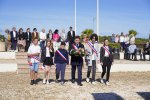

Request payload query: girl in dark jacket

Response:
[41,40,54,84]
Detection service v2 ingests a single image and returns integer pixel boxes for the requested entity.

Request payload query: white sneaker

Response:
[43,79,46,84]
[92,81,96,85]
[100,79,104,84]
[46,80,50,84]
[106,81,110,86]
[86,78,90,83]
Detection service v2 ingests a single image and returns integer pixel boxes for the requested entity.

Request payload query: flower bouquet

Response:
[71,48,85,57]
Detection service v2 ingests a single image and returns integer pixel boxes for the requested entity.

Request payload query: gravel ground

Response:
[0,72,150,100]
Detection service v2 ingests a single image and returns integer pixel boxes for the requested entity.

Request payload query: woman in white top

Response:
[40,29,46,49]
[115,34,119,43]
[41,40,54,84]
[60,29,67,42]
[119,32,125,51]
[130,34,135,45]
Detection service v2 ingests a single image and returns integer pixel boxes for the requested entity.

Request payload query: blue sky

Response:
[0,0,150,38]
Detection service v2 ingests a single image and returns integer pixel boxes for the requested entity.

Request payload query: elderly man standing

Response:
[40,29,46,49]
[10,27,18,52]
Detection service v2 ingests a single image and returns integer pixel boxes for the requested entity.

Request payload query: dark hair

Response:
[60,42,66,46]
[54,29,58,34]
[33,28,37,31]
[18,28,23,33]
[75,36,80,39]
[103,39,108,46]
[90,33,98,41]
[26,28,30,31]
[69,27,72,29]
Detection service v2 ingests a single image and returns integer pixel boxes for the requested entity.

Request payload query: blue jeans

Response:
[30,63,39,72]
[40,41,45,49]
[56,63,67,81]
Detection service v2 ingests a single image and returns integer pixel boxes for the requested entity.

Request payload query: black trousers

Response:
[71,65,82,83]
[143,51,150,60]
[101,57,112,82]
[25,41,31,52]
[87,60,96,81]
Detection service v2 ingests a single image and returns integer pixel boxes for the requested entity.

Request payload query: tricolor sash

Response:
[30,56,40,62]
[72,44,78,50]
[56,50,67,61]
[87,41,98,56]
[103,46,110,55]
[28,56,40,66]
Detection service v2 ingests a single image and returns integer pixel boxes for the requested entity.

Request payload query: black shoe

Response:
[72,79,75,83]
[30,80,34,85]
[55,79,59,83]
[34,80,37,84]
[77,83,83,86]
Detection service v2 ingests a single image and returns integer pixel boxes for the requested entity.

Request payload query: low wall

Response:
[0,52,16,59]
[0,64,17,72]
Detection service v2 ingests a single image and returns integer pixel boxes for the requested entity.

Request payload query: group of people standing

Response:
[5,26,75,52]
[27,27,114,86]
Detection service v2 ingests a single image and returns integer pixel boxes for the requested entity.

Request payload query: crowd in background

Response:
[4,27,75,52]
[110,32,150,61]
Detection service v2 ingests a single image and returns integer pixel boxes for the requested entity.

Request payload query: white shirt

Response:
[115,37,119,43]
[119,36,125,42]
[48,33,52,40]
[13,31,16,38]
[46,47,50,57]
[124,36,129,44]
[28,44,41,63]
[61,32,66,41]
[70,31,73,36]
[40,32,46,41]
[130,36,135,44]
[104,46,109,57]
[92,43,96,60]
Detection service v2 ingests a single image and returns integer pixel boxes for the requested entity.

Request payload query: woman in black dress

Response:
[18,28,25,52]
[41,40,54,84]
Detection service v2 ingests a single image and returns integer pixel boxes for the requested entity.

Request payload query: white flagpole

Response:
[75,0,77,33]
[96,0,99,36]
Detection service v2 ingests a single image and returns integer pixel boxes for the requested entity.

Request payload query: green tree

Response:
[80,29,94,39]
[129,29,138,36]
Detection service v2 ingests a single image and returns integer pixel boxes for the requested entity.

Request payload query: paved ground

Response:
[0,72,150,100]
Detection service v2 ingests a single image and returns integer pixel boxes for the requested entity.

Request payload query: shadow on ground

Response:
[92,92,124,100]
[137,92,150,100]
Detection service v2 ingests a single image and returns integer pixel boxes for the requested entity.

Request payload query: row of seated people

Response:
[124,42,150,61]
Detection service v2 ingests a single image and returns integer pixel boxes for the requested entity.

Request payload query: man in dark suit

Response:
[67,27,75,43]
[10,27,18,51]
[142,42,150,61]
[25,28,32,52]
[100,39,114,86]
[69,36,84,86]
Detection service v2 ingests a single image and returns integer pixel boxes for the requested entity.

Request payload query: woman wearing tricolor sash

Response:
[84,34,100,84]
[100,39,114,86]
[41,40,54,84]
[54,42,69,85]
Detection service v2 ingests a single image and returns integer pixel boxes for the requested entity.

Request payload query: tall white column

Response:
[96,0,99,36]
[75,0,77,32]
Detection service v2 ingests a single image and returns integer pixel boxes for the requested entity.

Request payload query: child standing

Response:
[54,42,69,85]
[41,40,54,84]
[27,38,41,85]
